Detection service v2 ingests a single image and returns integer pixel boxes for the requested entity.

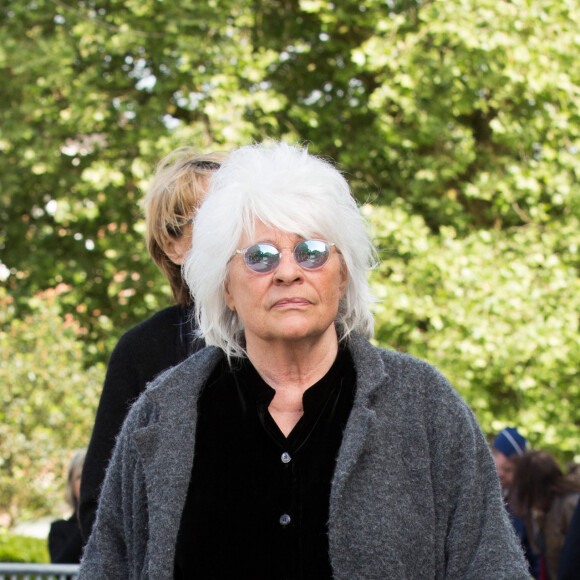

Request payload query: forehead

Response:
[493,450,514,468]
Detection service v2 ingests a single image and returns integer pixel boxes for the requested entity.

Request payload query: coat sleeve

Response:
[423,370,530,579]
[78,396,152,580]
[78,338,145,543]
[329,342,530,580]
[79,306,191,543]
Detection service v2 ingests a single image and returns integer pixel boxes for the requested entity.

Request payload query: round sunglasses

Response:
[235,239,336,274]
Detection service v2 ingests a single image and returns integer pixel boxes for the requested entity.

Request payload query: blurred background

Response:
[1,0,579,557]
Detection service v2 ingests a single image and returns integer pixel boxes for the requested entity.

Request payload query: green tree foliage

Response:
[0,287,103,527]
[1,0,579,524]
[1,0,261,356]
[367,203,580,458]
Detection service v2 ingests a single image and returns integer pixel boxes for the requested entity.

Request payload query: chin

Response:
[273,324,332,343]
[274,330,316,342]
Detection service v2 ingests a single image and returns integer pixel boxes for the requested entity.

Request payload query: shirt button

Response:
[281,452,291,464]
[279,513,291,526]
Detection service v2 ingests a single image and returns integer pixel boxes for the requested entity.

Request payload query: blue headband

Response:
[493,427,527,457]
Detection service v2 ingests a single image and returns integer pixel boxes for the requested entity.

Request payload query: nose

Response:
[274,249,303,284]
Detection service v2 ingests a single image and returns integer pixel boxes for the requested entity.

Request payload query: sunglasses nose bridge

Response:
[274,246,302,273]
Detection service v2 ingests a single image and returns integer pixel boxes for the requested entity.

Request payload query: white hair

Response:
[183,141,377,359]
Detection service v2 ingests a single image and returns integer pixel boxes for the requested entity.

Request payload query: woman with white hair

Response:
[79,142,528,579]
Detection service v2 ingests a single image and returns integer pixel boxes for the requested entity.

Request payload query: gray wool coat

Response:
[79,333,529,579]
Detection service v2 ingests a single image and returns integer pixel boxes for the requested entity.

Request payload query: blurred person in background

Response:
[48,448,86,563]
[513,450,580,580]
[79,141,528,579]
[565,461,580,485]
[78,149,224,542]
[492,426,539,577]
[558,499,580,579]
[492,427,527,491]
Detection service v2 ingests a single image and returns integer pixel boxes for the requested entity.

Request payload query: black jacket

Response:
[79,305,203,542]
[49,514,83,563]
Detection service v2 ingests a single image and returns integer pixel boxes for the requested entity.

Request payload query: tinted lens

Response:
[244,243,280,273]
[293,240,330,270]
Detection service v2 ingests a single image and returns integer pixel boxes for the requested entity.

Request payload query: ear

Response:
[224,277,236,311]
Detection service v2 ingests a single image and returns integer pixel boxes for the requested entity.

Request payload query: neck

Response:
[246,329,339,437]
[246,329,339,392]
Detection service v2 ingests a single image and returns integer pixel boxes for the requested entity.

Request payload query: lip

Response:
[272,297,311,308]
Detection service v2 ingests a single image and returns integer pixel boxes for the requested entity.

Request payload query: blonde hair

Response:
[143,147,227,305]
[65,448,86,511]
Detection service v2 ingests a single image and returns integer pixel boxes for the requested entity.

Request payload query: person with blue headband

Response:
[492,426,539,578]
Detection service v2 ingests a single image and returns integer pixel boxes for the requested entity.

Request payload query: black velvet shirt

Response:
[174,347,356,579]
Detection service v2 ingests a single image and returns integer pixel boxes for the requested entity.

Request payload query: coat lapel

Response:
[330,335,386,509]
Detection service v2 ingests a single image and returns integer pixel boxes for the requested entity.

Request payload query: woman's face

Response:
[165,222,193,265]
[73,471,82,502]
[225,222,347,350]
[492,450,516,491]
